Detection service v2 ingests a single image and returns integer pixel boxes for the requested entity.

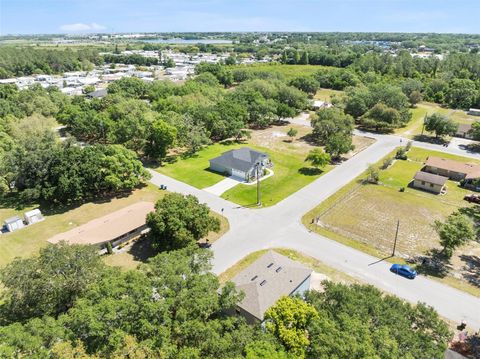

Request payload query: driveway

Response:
[204,177,241,196]
[148,132,480,329]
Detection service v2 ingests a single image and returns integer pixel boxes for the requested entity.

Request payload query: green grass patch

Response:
[221,146,332,207]
[228,63,332,80]
[156,142,244,188]
[314,88,344,102]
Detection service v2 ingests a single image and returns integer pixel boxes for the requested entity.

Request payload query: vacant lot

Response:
[314,88,344,102]
[0,184,165,268]
[304,147,480,296]
[397,102,477,138]
[228,63,332,80]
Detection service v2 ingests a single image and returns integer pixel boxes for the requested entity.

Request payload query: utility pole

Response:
[392,220,400,257]
[256,163,261,206]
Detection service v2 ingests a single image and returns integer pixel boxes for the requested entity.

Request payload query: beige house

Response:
[48,201,154,249]
[412,171,448,194]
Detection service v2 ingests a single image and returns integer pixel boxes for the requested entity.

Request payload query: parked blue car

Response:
[390,264,417,279]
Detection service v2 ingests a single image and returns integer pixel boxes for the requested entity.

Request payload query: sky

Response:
[1,0,479,35]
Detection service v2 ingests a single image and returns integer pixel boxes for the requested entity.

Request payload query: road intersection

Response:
[148,130,480,329]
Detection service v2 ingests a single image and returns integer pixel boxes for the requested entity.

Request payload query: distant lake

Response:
[141,38,232,44]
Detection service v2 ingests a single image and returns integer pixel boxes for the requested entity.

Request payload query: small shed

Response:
[24,209,44,225]
[4,216,25,232]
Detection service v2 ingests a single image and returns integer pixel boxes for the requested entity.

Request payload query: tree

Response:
[408,90,423,107]
[146,193,220,251]
[434,211,475,258]
[360,103,402,132]
[311,107,354,145]
[305,148,331,170]
[445,78,478,109]
[287,127,298,142]
[145,118,177,161]
[0,243,105,322]
[305,283,451,359]
[289,76,318,96]
[424,113,458,138]
[471,121,480,141]
[325,133,354,160]
[264,296,318,358]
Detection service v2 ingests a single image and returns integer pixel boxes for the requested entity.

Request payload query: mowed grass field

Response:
[157,142,245,188]
[0,184,165,268]
[304,147,480,296]
[221,147,332,206]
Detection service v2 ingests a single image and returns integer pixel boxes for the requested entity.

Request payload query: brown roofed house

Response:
[424,156,480,181]
[48,201,154,248]
[412,171,448,194]
[229,251,312,323]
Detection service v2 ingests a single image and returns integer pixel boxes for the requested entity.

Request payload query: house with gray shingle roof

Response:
[229,250,312,323]
[209,147,270,182]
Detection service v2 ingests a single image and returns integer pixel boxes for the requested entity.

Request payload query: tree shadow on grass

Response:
[459,254,480,288]
[298,167,323,176]
[127,238,158,264]
[413,249,451,278]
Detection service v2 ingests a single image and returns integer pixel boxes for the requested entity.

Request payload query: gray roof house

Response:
[86,88,108,99]
[209,147,270,181]
[229,251,312,323]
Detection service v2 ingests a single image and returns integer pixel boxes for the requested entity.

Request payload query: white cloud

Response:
[59,23,106,32]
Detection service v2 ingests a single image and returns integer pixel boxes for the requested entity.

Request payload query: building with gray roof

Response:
[209,147,270,182]
[229,250,312,323]
[412,170,448,194]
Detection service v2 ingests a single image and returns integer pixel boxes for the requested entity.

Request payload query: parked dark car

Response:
[198,242,211,249]
[464,194,480,204]
[390,264,417,279]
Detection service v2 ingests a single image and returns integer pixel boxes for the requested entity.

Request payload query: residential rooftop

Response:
[230,250,312,321]
[414,171,448,186]
[48,201,154,246]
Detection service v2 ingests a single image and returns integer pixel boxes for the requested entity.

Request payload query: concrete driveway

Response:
[203,177,241,196]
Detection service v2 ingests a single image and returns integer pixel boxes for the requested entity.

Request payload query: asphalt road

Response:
[149,132,480,329]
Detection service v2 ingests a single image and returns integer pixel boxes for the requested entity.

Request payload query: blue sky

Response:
[1,0,479,35]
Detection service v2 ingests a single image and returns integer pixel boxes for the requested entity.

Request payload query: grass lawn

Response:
[218,248,360,284]
[157,142,245,188]
[303,146,480,297]
[103,212,229,270]
[314,88,344,102]
[0,184,165,268]
[221,145,332,207]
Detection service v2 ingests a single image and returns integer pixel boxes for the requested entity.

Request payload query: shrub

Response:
[395,148,408,160]
[382,157,394,169]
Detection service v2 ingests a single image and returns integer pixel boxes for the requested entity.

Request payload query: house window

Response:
[430,183,434,188]
[421,181,425,185]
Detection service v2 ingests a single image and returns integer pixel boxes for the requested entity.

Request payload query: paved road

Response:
[149,132,480,329]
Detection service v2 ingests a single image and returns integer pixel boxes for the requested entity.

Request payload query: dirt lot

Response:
[310,147,480,295]
[248,122,375,159]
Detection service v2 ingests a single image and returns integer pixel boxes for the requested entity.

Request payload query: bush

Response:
[395,148,408,160]
[382,157,394,169]
[106,242,113,255]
